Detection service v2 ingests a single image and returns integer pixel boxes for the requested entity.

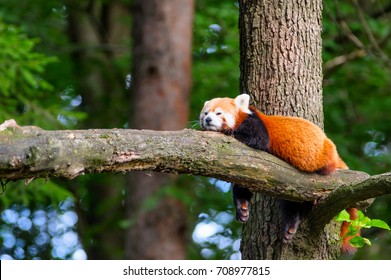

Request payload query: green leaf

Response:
[349,236,371,248]
[0,179,74,209]
[347,224,359,236]
[21,69,37,88]
[352,211,371,228]
[335,209,351,222]
[362,237,371,246]
[370,219,391,230]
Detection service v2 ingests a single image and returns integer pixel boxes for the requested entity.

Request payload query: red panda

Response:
[200,93,357,254]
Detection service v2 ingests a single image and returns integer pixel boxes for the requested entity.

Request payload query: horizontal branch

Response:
[1,120,390,214]
[312,172,391,228]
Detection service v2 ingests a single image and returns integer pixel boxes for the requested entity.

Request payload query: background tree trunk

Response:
[239,0,340,259]
[67,0,130,128]
[125,0,194,259]
[66,0,131,259]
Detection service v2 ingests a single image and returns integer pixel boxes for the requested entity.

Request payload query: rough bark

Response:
[239,0,323,126]
[126,0,194,259]
[239,0,337,259]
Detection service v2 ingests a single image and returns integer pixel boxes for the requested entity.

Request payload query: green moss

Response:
[27,146,41,166]
[0,127,21,141]
[99,133,111,139]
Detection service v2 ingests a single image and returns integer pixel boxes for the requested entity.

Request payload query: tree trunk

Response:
[66,0,131,259]
[67,0,130,128]
[125,0,194,259]
[238,0,338,259]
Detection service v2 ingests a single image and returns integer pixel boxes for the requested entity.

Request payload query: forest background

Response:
[0,0,391,260]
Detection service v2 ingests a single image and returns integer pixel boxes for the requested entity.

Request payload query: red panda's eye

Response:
[216,112,222,116]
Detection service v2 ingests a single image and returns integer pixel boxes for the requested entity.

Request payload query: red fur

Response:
[250,106,345,174]
[251,107,358,254]
[202,95,358,254]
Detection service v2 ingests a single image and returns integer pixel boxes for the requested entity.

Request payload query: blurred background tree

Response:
[323,0,391,259]
[0,0,390,259]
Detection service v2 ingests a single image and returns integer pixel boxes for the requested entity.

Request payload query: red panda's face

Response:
[199,94,252,132]
[200,98,236,131]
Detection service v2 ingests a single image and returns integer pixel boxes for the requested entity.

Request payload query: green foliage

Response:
[0,16,85,259]
[323,1,391,176]
[0,180,73,210]
[191,0,240,122]
[336,209,391,250]
[0,17,83,212]
[370,219,391,230]
[335,209,351,222]
[0,20,85,128]
[323,2,391,258]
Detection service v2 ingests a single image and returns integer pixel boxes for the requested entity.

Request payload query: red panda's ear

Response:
[234,94,251,113]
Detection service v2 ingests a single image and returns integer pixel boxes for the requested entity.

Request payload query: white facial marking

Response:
[200,106,234,131]
[224,113,235,129]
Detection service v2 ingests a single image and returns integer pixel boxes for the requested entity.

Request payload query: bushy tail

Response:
[336,156,357,253]
[340,207,359,254]
[337,156,349,170]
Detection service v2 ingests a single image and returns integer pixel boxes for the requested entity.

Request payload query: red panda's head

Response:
[200,94,252,132]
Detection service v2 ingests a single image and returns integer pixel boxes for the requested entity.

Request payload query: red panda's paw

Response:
[232,185,253,223]
[282,214,301,243]
[235,199,250,223]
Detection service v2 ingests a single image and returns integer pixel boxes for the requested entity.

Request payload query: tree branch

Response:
[1,120,390,222]
[323,49,366,74]
[311,172,391,229]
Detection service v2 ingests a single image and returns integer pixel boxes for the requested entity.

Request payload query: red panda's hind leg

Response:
[280,201,312,243]
[232,185,253,223]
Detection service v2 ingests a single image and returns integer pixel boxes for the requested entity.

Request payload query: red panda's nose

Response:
[205,117,212,124]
